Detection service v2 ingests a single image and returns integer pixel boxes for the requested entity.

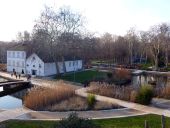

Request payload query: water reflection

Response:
[0,87,3,92]
[0,77,30,109]
[0,95,22,109]
[132,73,168,88]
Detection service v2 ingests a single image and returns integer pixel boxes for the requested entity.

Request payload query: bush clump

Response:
[87,94,96,109]
[135,85,153,105]
[55,113,99,128]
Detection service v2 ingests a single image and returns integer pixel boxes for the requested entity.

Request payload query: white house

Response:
[7,45,83,76]
[7,50,26,74]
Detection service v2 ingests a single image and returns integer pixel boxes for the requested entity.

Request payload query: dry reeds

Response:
[24,83,75,110]
[89,82,134,101]
[113,68,131,80]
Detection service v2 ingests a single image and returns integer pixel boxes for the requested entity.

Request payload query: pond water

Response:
[0,77,30,110]
[132,73,169,88]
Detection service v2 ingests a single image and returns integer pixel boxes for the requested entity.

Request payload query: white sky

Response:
[0,0,170,41]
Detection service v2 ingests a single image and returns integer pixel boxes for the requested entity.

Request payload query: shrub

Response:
[55,113,99,128]
[87,94,96,109]
[112,68,131,85]
[135,85,153,105]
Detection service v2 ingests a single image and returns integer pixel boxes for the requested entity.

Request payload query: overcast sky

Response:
[0,0,170,41]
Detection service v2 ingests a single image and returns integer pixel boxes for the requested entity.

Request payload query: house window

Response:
[73,61,75,66]
[39,64,41,68]
[13,52,15,58]
[76,61,78,66]
[32,56,35,62]
[17,52,20,58]
[22,52,25,58]
[17,61,20,67]
[27,64,29,67]
[33,65,35,67]
[13,60,15,66]
[69,62,71,67]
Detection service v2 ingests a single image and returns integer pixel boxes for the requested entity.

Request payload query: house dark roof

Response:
[8,42,82,63]
[8,43,27,51]
[35,52,54,63]
[35,53,81,63]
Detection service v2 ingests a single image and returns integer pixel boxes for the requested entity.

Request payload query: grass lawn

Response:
[2,114,170,128]
[56,70,107,83]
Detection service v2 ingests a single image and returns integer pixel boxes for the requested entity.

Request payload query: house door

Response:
[32,70,37,75]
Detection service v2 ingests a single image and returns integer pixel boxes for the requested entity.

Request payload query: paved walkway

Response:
[76,88,170,117]
[152,98,170,110]
[0,71,81,89]
[0,108,31,122]
[16,108,146,120]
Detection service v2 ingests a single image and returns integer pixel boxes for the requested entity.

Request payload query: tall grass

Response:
[155,85,170,99]
[24,83,75,110]
[89,82,134,101]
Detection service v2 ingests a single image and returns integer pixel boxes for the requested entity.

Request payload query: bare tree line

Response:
[0,6,170,71]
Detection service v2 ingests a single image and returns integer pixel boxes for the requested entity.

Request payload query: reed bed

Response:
[154,85,170,99]
[24,83,75,110]
[89,82,134,101]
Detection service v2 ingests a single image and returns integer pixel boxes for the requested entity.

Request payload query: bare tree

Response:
[33,6,84,74]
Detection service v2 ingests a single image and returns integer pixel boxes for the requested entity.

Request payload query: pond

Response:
[0,77,30,110]
[132,72,169,88]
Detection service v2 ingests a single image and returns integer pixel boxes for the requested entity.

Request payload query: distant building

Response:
[7,44,83,76]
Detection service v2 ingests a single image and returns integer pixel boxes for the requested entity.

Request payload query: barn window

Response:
[27,64,29,67]
[33,65,35,67]
[39,64,41,68]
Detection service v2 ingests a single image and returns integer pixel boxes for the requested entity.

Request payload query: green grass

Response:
[2,114,170,128]
[140,63,153,70]
[56,70,107,83]
[91,60,114,65]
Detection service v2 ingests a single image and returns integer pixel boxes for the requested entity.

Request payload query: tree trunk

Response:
[62,56,66,74]
[55,61,60,75]
[155,55,158,71]
[165,46,168,68]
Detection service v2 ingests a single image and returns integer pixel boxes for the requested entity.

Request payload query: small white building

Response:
[26,53,82,76]
[7,45,83,76]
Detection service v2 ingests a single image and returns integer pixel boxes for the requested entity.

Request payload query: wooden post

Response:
[161,115,165,128]
[145,120,148,128]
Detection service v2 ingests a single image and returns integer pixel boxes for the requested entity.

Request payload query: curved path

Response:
[76,88,170,117]
[16,108,146,120]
